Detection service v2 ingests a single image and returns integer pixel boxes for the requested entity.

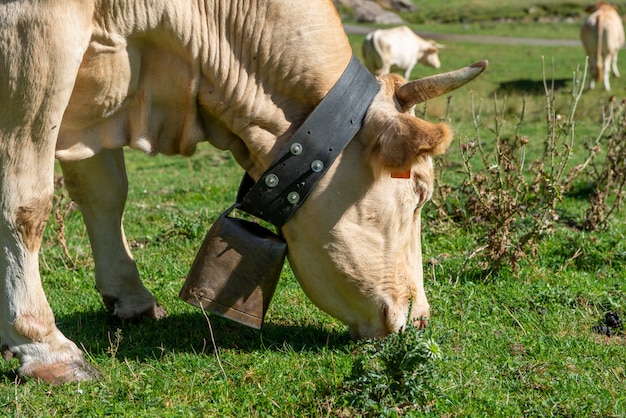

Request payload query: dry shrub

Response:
[432,59,626,275]
[433,61,592,273]
[582,97,626,231]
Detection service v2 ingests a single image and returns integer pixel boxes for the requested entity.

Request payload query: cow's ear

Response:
[364,75,453,174]
[365,110,453,174]
[428,40,443,53]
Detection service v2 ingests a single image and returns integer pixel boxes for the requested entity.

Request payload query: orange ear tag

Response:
[391,170,411,179]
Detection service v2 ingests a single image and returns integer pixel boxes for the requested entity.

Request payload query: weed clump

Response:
[338,324,441,416]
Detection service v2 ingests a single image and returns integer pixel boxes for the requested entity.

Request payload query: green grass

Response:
[3,9,626,417]
[342,1,589,26]
[419,20,581,38]
[403,0,589,24]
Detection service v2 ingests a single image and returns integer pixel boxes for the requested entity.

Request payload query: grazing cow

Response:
[581,1,625,90]
[0,0,485,383]
[362,26,443,79]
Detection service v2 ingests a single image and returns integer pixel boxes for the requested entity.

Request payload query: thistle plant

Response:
[339,323,442,416]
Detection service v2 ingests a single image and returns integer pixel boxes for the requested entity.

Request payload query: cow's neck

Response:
[200,0,353,179]
[96,0,353,180]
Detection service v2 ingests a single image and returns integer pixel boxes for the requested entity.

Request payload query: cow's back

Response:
[582,3,625,54]
[602,6,625,51]
[581,2,625,89]
[375,26,417,68]
[362,26,418,76]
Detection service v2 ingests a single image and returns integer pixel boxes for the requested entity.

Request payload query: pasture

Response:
[2,4,626,417]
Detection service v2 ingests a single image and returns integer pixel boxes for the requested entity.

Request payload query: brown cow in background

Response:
[581,1,625,91]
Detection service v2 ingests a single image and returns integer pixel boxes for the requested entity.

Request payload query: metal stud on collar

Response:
[265,174,279,188]
[287,192,301,204]
[290,143,303,155]
[311,160,324,173]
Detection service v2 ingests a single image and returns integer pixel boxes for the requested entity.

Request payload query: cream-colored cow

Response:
[581,1,625,90]
[0,0,485,382]
[362,26,443,79]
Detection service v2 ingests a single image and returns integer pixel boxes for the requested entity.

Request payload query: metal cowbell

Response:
[179,205,286,329]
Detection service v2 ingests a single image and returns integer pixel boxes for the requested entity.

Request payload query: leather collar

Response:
[237,55,380,227]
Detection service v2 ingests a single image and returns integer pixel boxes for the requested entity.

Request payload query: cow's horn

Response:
[396,60,488,110]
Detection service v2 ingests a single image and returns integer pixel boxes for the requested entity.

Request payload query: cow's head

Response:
[419,40,444,69]
[281,62,486,338]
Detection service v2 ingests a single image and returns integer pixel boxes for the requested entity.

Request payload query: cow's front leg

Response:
[0,1,100,383]
[0,162,99,382]
[60,149,167,320]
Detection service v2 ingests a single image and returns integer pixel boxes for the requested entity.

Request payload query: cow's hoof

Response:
[142,303,168,320]
[26,360,101,384]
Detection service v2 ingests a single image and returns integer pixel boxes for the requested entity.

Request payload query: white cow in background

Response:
[362,26,443,79]
[581,1,625,91]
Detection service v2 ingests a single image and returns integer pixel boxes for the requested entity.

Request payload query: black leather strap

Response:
[238,55,380,227]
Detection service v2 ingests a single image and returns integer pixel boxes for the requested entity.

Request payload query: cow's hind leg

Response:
[603,54,613,91]
[586,55,599,89]
[0,2,99,382]
[60,150,167,320]
[611,51,621,78]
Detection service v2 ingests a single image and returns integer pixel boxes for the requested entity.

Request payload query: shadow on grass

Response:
[0,309,351,382]
[50,309,352,363]
[495,78,570,95]
[566,180,598,201]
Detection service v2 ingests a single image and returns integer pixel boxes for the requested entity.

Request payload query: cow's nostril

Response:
[413,316,429,329]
